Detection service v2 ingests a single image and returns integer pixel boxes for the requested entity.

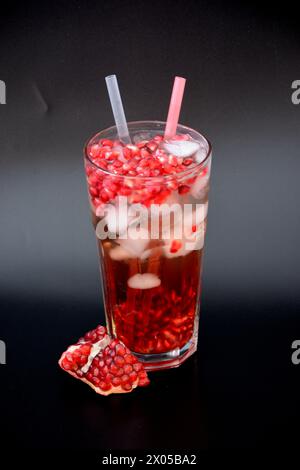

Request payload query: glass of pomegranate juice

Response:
[84,121,212,370]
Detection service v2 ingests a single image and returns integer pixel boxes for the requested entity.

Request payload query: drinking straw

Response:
[164,76,186,139]
[105,75,131,144]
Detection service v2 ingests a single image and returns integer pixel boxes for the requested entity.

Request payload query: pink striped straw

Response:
[164,76,186,139]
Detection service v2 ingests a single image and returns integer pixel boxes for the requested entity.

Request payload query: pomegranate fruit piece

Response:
[59,325,150,395]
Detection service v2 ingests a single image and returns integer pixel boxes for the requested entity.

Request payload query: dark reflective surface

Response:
[0,295,299,449]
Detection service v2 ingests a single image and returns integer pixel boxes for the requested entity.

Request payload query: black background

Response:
[0,0,300,451]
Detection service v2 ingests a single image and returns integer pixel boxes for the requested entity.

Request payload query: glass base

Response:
[133,338,197,371]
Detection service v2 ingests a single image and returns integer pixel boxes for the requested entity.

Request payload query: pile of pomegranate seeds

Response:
[114,286,196,354]
[59,325,150,395]
[85,134,202,210]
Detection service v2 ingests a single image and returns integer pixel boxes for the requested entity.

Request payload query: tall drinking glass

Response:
[84,121,212,370]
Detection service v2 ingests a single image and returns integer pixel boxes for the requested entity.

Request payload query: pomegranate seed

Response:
[92,376,101,386]
[124,355,136,364]
[128,159,138,169]
[167,180,178,190]
[99,381,111,391]
[81,344,91,354]
[119,187,131,196]
[168,155,178,166]
[86,165,93,176]
[146,142,158,152]
[123,147,131,159]
[89,144,100,158]
[104,151,113,160]
[123,364,133,374]
[122,163,131,172]
[127,144,140,156]
[62,359,71,370]
[100,190,110,202]
[101,139,113,147]
[138,375,150,387]
[133,363,143,372]
[129,371,138,382]
[88,174,99,186]
[115,356,125,367]
[178,185,190,194]
[122,383,132,392]
[139,158,149,168]
[109,363,119,375]
[115,344,126,356]
[66,352,73,362]
[163,164,173,174]
[141,148,151,158]
[89,186,98,197]
[112,377,121,386]
[121,374,130,384]
[105,373,114,383]
[170,240,182,253]
[98,160,108,169]
[115,367,124,377]
[137,140,149,148]
[183,158,193,166]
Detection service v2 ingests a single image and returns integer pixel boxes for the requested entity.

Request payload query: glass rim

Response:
[83,120,212,180]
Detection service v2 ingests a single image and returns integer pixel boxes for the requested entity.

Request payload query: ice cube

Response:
[162,204,207,258]
[184,224,205,251]
[163,225,205,258]
[118,227,149,257]
[140,247,162,260]
[109,245,132,261]
[183,202,208,232]
[163,140,200,158]
[127,273,161,289]
[194,143,208,164]
[190,174,209,199]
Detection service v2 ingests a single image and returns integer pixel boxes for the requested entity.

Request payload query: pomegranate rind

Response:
[59,325,150,395]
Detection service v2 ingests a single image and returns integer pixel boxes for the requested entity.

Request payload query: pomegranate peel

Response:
[59,325,150,395]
